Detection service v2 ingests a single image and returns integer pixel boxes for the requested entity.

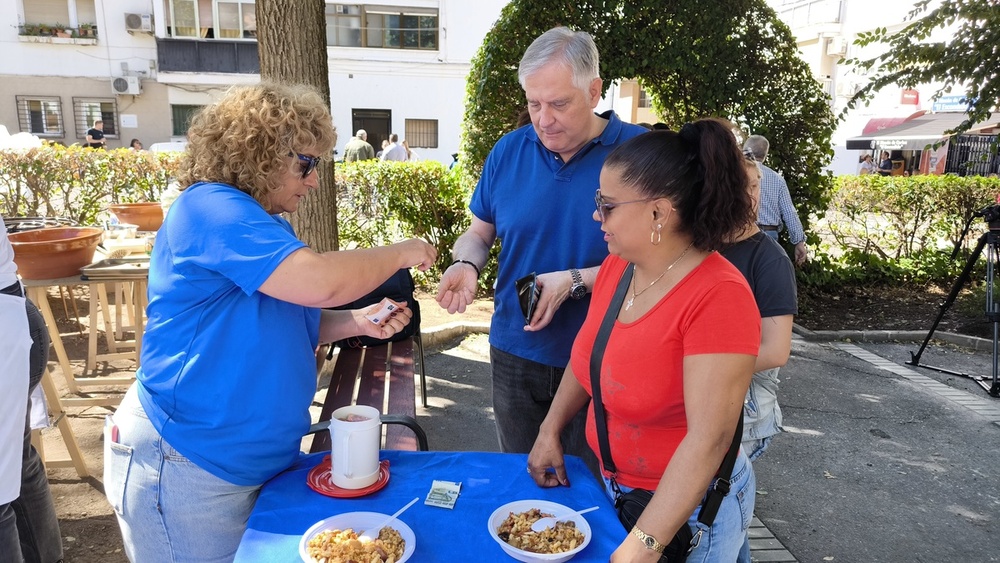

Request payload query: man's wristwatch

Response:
[569,268,586,300]
[630,526,666,554]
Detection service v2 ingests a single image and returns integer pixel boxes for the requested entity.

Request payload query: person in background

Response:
[878,150,893,176]
[402,139,419,161]
[859,153,876,175]
[86,120,106,149]
[103,81,437,562]
[343,129,375,162]
[129,138,143,151]
[0,216,31,561]
[742,135,808,266]
[376,139,389,159]
[380,133,408,161]
[436,26,647,473]
[528,120,760,562]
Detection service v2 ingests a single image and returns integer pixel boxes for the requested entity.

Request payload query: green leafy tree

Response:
[844,0,999,142]
[459,0,836,244]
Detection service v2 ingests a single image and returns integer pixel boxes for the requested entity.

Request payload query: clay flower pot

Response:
[109,203,164,232]
[8,227,104,280]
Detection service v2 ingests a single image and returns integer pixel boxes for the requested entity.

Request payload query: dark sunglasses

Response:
[291,152,321,178]
[594,189,657,222]
[742,148,757,161]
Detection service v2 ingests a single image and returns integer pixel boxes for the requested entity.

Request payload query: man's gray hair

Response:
[518,26,600,93]
[743,135,770,162]
[355,129,367,139]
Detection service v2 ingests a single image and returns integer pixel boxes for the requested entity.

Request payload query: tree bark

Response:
[256,0,339,251]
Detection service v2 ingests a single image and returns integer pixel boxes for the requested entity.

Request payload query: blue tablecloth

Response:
[235,450,625,562]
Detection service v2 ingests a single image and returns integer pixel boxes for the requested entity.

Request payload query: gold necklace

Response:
[626,243,694,311]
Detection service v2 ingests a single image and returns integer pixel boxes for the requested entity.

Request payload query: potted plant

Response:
[79,23,95,37]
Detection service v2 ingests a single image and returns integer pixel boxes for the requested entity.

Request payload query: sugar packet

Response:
[425,480,462,509]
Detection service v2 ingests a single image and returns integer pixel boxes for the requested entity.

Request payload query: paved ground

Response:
[38,311,1000,562]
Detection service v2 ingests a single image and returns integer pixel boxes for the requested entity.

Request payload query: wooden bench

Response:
[310,335,428,453]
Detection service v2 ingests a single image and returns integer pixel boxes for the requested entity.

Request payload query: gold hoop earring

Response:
[651,224,662,245]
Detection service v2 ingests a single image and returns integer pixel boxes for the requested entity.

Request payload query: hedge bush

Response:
[0,143,180,225]
[801,173,1000,288]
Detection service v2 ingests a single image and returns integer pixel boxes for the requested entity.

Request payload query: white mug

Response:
[329,405,381,489]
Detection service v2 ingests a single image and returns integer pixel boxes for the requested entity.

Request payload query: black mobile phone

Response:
[515,272,540,325]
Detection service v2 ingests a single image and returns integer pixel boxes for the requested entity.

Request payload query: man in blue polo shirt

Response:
[436,26,646,470]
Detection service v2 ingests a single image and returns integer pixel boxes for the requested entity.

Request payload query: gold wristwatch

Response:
[630,526,665,554]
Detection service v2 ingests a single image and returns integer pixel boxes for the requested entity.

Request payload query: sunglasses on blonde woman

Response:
[594,189,657,222]
[292,153,321,178]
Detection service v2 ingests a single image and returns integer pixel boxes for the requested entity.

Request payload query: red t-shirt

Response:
[571,253,761,490]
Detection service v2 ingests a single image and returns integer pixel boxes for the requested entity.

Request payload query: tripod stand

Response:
[908,222,1000,398]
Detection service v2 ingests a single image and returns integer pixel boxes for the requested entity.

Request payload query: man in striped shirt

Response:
[743,135,808,265]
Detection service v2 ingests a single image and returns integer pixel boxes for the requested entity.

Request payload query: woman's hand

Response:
[355,299,413,340]
[393,239,437,272]
[526,430,571,487]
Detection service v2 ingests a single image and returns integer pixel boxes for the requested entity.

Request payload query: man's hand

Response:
[524,270,574,332]
[436,262,478,314]
[793,241,808,266]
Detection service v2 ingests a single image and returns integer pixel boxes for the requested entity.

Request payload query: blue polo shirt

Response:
[137,182,321,485]
[470,111,647,367]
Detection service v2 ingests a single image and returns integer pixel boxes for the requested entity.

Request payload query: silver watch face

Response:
[570,284,586,299]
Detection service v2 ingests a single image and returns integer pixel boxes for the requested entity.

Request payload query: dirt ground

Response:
[34,280,992,562]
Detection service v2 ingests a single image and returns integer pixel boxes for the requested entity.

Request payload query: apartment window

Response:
[405,119,438,149]
[326,4,362,47]
[16,96,64,137]
[169,0,201,38]
[171,105,203,137]
[217,0,256,38]
[326,5,437,50]
[638,89,652,109]
[74,99,118,139]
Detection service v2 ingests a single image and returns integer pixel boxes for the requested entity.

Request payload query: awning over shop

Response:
[846,112,998,151]
[861,114,920,135]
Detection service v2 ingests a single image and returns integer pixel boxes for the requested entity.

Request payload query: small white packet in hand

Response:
[364,297,400,325]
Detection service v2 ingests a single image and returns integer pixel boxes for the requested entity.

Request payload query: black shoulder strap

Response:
[590,263,633,475]
[589,262,743,527]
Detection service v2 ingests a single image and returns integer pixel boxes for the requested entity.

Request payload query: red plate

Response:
[306,455,390,498]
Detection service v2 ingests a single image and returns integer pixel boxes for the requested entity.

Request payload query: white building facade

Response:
[0,0,509,164]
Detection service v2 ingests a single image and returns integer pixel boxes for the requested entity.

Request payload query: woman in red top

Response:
[528,119,761,562]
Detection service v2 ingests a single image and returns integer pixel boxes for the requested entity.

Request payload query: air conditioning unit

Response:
[112,76,142,96]
[825,36,848,57]
[125,12,153,33]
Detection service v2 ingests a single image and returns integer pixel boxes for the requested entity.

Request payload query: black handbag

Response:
[589,263,743,562]
[329,268,420,350]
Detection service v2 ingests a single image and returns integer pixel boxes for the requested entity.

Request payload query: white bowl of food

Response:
[488,500,592,562]
[299,511,415,563]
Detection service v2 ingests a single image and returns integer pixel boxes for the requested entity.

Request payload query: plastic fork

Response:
[530,505,599,532]
[358,497,419,541]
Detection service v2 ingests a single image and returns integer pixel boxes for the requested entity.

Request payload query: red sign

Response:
[901,89,920,105]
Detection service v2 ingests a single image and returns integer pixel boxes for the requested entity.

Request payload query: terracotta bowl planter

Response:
[8,227,104,280]
[109,203,164,232]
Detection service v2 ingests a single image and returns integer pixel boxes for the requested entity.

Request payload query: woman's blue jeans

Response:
[104,385,260,563]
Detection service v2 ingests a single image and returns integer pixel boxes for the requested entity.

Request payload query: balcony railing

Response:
[157,38,259,74]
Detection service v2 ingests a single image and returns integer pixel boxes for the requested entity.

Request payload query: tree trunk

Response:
[256,0,339,251]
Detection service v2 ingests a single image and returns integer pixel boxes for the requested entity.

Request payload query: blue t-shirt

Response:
[136,182,321,485]
[470,111,647,367]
